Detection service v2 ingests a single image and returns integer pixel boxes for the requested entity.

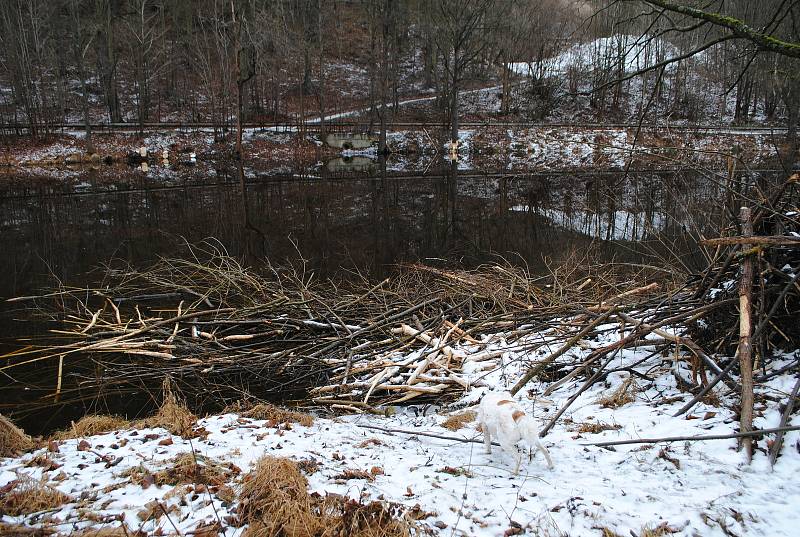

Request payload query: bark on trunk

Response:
[737,206,755,463]
[450,77,459,145]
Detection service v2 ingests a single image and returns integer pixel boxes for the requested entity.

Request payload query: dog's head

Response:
[515,413,539,442]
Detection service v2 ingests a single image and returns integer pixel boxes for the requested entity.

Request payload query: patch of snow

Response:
[2,316,799,536]
[511,35,680,78]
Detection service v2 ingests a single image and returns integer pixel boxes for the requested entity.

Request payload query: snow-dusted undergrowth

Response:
[1,321,798,536]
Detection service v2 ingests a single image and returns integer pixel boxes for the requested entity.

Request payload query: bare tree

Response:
[232,0,255,158]
[594,1,799,160]
[69,0,96,151]
[94,0,121,122]
[367,0,398,154]
[125,0,164,130]
[0,0,53,136]
[429,0,506,144]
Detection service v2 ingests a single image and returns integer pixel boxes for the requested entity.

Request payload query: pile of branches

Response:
[3,240,679,416]
[689,173,800,361]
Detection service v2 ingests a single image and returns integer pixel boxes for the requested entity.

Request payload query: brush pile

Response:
[3,169,799,423]
[4,240,679,415]
[689,173,800,358]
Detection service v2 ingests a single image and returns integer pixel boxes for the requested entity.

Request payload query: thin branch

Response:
[584,425,800,447]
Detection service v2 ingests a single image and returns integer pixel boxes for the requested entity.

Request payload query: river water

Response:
[0,159,777,432]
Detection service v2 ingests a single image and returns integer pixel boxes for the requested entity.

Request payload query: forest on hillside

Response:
[2,0,799,142]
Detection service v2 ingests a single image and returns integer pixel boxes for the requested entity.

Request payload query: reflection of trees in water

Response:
[0,167,771,301]
[237,160,268,262]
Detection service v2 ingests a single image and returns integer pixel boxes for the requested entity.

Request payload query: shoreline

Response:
[0,125,787,173]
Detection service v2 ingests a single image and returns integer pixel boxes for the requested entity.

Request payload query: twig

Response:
[701,236,800,247]
[510,308,616,396]
[159,502,183,536]
[673,357,738,417]
[355,423,493,446]
[769,377,800,467]
[539,353,617,437]
[582,425,800,447]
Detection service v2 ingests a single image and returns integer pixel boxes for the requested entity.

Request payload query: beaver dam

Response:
[2,169,799,425]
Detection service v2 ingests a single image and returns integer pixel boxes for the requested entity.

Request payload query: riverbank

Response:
[1,309,798,537]
[0,124,789,173]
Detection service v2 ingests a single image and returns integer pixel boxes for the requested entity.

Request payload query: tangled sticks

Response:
[4,186,799,433]
[4,241,677,414]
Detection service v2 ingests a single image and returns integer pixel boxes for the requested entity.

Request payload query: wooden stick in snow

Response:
[738,206,755,462]
[351,424,800,450]
[587,283,658,311]
[583,425,800,448]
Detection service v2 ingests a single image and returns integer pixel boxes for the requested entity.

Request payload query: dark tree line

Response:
[0,0,798,150]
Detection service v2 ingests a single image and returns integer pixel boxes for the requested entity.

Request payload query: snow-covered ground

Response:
[510,35,679,79]
[2,319,798,536]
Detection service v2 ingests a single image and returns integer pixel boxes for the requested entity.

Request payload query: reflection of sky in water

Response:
[511,205,667,241]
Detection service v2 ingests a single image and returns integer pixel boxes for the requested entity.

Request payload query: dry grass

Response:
[0,414,34,457]
[125,452,240,487]
[640,522,679,536]
[322,497,411,537]
[0,477,72,516]
[139,379,197,437]
[54,415,130,440]
[597,377,637,409]
[0,522,55,536]
[71,527,142,537]
[239,456,317,537]
[576,422,622,434]
[240,456,411,537]
[440,411,476,431]
[240,402,314,427]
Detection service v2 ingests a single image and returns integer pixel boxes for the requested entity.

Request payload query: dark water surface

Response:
[0,162,731,295]
[0,160,773,432]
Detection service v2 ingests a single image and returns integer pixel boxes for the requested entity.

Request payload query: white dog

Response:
[477,391,554,473]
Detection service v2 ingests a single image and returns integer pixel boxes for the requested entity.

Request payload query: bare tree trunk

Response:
[500,52,510,115]
[367,1,377,131]
[302,48,313,95]
[782,79,799,170]
[738,206,755,463]
[98,0,121,122]
[236,78,244,158]
[450,70,459,145]
[75,52,94,153]
[234,1,243,159]
[70,0,93,152]
[378,0,392,155]
[316,0,325,138]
